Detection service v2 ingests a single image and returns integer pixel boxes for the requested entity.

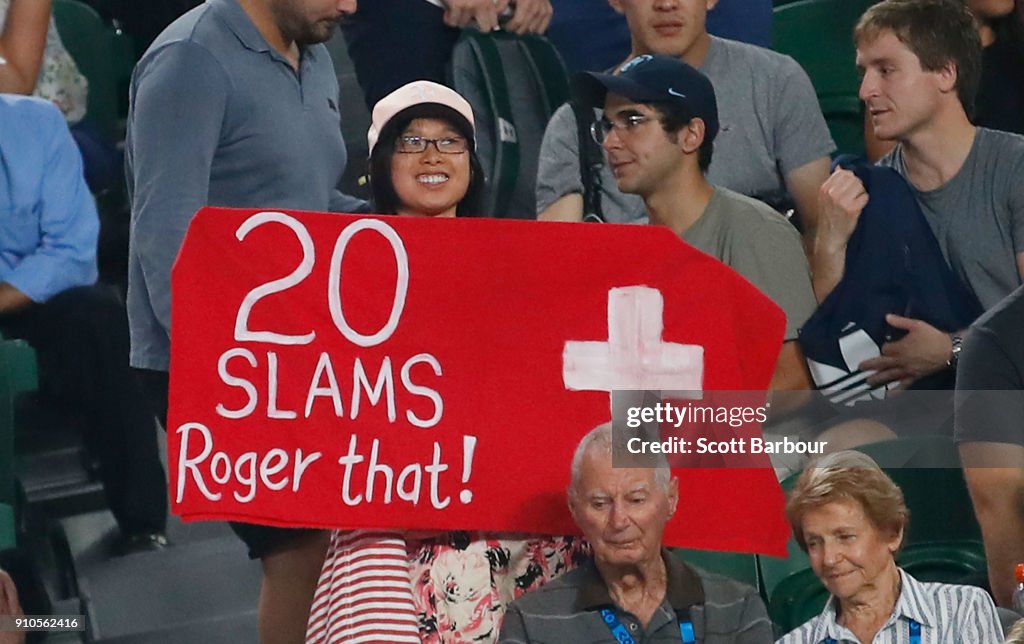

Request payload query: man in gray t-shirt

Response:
[536,0,834,235]
[815,0,1024,391]
[574,55,816,392]
[879,128,1024,312]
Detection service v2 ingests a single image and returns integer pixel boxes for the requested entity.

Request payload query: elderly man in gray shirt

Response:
[125,0,363,641]
[499,423,772,643]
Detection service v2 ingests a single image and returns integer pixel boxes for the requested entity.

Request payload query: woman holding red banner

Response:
[304,81,588,644]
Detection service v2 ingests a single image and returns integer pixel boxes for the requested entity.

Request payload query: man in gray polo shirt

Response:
[498,423,771,643]
[125,0,363,641]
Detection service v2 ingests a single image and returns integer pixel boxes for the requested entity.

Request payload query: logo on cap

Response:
[667,88,687,99]
[619,54,654,73]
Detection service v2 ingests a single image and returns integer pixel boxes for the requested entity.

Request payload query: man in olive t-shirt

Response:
[573,54,816,393]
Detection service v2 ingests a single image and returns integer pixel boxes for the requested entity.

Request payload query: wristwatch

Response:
[948,334,964,369]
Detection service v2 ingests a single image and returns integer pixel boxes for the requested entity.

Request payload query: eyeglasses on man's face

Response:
[395,135,469,154]
[590,113,655,144]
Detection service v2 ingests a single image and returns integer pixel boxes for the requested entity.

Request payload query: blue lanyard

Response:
[823,618,920,644]
[599,607,695,644]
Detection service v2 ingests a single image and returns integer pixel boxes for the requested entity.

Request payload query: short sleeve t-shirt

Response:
[683,188,817,340]
[880,127,1024,310]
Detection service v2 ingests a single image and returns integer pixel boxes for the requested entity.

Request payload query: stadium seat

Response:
[773,0,881,155]
[767,567,828,636]
[758,468,806,603]
[0,335,106,520]
[897,540,987,583]
[53,0,122,140]
[0,504,15,551]
[0,338,34,549]
[854,436,982,544]
[672,548,760,589]
[0,338,38,507]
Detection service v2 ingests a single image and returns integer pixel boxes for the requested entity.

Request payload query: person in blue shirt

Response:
[0,93,168,553]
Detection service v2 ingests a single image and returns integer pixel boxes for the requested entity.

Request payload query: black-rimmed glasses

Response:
[395,136,469,154]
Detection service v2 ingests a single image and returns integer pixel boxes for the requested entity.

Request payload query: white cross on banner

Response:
[562,286,704,397]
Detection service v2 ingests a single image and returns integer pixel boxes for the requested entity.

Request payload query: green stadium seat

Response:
[0,503,15,551]
[672,548,760,589]
[897,540,987,583]
[773,0,881,155]
[0,339,38,508]
[854,436,982,544]
[767,567,828,636]
[53,0,121,140]
[758,467,806,600]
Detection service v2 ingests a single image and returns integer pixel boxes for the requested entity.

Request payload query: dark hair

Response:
[648,100,714,173]
[856,0,982,116]
[368,103,486,217]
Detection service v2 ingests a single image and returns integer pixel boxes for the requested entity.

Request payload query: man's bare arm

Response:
[961,442,1024,608]
[537,193,584,222]
[770,341,813,392]
[810,168,868,302]
[766,341,813,416]
[0,283,32,317]
[783,156,831,251]
[0,0,50,95]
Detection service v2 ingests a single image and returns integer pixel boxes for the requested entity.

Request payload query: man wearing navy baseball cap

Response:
[575,54,817,396]
[535,0,834,233]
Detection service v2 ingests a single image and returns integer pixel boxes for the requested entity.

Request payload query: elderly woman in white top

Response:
[776,451,1003,644]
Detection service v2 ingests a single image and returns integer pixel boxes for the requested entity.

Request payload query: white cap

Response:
[367,80,476,154]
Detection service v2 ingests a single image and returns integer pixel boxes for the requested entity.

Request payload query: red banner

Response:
[169,208,791,555]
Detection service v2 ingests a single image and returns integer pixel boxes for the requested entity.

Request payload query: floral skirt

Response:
[307,530,589,644]
[410,532,590,643]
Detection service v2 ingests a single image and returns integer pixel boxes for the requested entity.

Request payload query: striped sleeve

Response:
[775,617,819,644]
[952,586,1003,643]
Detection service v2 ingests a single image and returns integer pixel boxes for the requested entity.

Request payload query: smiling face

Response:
[569,446,678,569]
[608,0,715,60]
[802,498,902,605]
[857,29,955,142]
[391,117,470,218]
